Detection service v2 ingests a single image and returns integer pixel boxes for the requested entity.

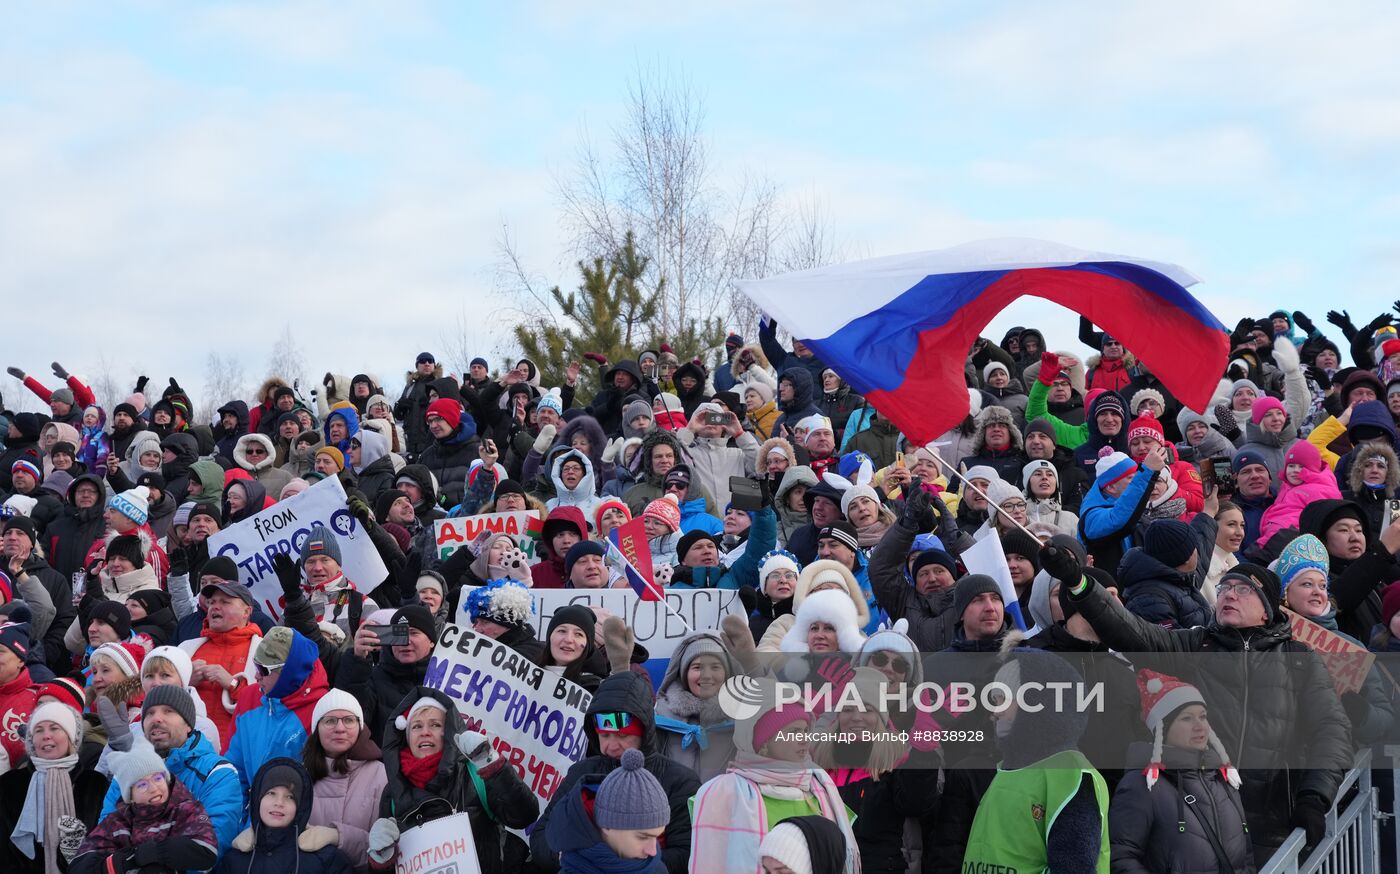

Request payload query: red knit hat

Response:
[1136,668,1239,790]
[34,677,86,713]
[1382,338,1400,359]
[1127,411,1165,447]
[642,494,681,533]
[594,499,632,534]
[426,398,462,430]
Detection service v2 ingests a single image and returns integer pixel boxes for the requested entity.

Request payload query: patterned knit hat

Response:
[465,578,535,629]
[107,486,151,526]
[300,523,343,570]
[643,494,681,533]
[1136,669,1239,790]
[10,458,41,485]
[1127,411,1165,446]
[759,549,802,584]
[92,641,145,679]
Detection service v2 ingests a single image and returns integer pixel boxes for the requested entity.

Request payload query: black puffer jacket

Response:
[1302,498,1400,642]
[828,746,941,873]
[1070,578,1352,849]
[587,360,649,437]
[1109,743,1255,873]
[378,687,538,874]
[418,419,481,510]
[1116,548,1213,630]
[867,520,959,653]
[0,761,111,873]
[530,671,700,874]
[44,474,107,578]
[18,553,75,677]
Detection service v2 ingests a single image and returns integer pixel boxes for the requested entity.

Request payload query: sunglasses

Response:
[593,712,634,732]
[868,651,910,674]
[255,661,284,678]
[245,446,267,456]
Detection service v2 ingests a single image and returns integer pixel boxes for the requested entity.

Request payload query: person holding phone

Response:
[676,403,759,512]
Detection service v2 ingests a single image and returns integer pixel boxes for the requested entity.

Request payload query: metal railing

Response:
[1259,750,1382,874]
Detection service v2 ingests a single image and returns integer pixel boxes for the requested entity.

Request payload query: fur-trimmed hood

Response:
[758,436,796,468]
[971,405,1024,453]
[255,377,289,405]
[635,428,689,479]
[1349,441,1400,495]
[1086,350,1138,371]
[729,343,772,380]
[556,414,607,475]
[233,433,278,472]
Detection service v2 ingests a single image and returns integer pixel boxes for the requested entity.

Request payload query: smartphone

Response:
[1388,500,1400,527]
[1211,459,1235,495]
[366,622,410,648]
[895,451,907,469]
[729,476,764,512]
[705,412,728,426]
[1196,459,1216,493]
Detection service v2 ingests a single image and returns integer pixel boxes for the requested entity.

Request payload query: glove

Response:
[232,827,256,853]
[1341,690,1371,728]
[1293,311,1315,334]
[1365,312,1395,334]
[134,375,148,394]
[1327,309,1352,330]
[1304,364,1332,391]
[167,377,182,394]
[168,546,190,579]
[583,352,608,365]
[1037,350,1060,386]
[532,424,557,454]
[737,584,759,614]
[455,729,498,768]
[347,495,374,529]
[5,366,24,380]
[1039,541,1083,585]
[758,476,774,509]
[367,817,400,864]
[57,815,86,862]
[1272,334,1300,373]
[298,825,339,852]
[900,484,932,532]
[95,695,133,752]
[601,615,635,674]
[602,436,623,464]
[1291,792,1329,846]
[51,361,69,379]
[272,552,301,604]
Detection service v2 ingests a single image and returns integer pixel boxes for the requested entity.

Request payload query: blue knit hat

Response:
[1275,534,1330,593]
[300,523,342,569]
[1231,449,1271,475]
[594,748,670,830]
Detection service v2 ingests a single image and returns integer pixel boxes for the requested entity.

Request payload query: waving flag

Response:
[609,518,663,602]
[736,238,1229,444]
[962,526,1028,632]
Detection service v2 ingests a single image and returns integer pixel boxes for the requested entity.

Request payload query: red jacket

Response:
[22,374,95,409]
[0,667,37,772]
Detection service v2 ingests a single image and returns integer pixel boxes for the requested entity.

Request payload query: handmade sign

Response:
[394,812,481,874]
[208,476,387,620]
[434,511,543,561]
[1284,608,1376,695]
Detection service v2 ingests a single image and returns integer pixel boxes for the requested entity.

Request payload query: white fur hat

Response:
[780,589,866,653]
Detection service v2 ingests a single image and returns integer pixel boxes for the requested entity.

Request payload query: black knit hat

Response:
[2,516,36,547]
[494,479,527,501]
[677,530,721,564]
[911,546,957,579]
[106,535,146,569]
[1025,418,1058,442]
[1143,519,1196,568]
[392,605,437,642]
[952,573,1002,623]
[547,604,597,644]
[374,489,409,524]
[1221,562,1281,623]
[50,441,76,459]
[188,504,220,527]
[1000,529,1043,571]
[89,600,132,639]
[136,471,166,492]
[113,402,140,421]
[564,540,607,580]
[201,555,240,583]
[816,521,859,553]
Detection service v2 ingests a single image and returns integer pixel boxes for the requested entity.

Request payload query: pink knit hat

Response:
[1250,395,1286,425]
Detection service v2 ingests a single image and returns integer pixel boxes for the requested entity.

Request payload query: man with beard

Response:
[108,402,149,462]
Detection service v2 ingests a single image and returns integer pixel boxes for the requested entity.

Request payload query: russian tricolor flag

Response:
[608,518,664,602]
[737,238,1230,444]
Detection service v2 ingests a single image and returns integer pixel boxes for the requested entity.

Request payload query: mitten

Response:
[455,730,498,768]
[298,825,339,852]
[498,547,531,582]
[583,352,608,365]
[532,424,557,454]
[900,484,932,532]
[134,375,148,394]
[51,362,69,379]
[601,616,635,674]
[652,563,674,586]
[57,816,86,862]
[5,366,24,380]
[367,818,400,863]
[1272,334,1300,374]
[1292,311,1315,334]
[602,437,623,464]
[721,613,759,672]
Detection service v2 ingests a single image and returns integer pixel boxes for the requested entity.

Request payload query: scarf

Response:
[561,841,667,874]
[653,715,733,751]
[855,518,889,549]
[398,747,443,789]
[12,754,79,874]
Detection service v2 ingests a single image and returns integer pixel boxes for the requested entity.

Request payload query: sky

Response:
[3,2,1399,414]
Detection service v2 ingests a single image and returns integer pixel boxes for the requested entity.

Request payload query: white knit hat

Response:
[27,701,80,751]
[839,483,881,518]
[144,645,193,687]
[759,549,801,584]
[982,361,1009,382]
[758,822,814,874]
[312,689,365,729]
[0,495,37,518]
[1021,459,1057,489]
[962,465,1000,485]
[92,641,141,678]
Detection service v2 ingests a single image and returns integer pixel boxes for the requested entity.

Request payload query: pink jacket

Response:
[1257,443,1342,545]
[309,756,388,869]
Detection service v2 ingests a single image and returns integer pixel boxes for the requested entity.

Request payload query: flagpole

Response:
[604,539,694,634]
[927,451,1046,542]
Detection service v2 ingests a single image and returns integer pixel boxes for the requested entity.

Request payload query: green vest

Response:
[961,749,1110,874]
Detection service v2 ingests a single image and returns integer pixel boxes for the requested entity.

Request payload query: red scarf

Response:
[398,747,443,789]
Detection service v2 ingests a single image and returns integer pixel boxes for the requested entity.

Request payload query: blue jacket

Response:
[101,730,244,863]
[672,506,777,591]
[225,629,322,794]
[1077,465,1157,573]
[214,758,352,874]
[679,496,723,535]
